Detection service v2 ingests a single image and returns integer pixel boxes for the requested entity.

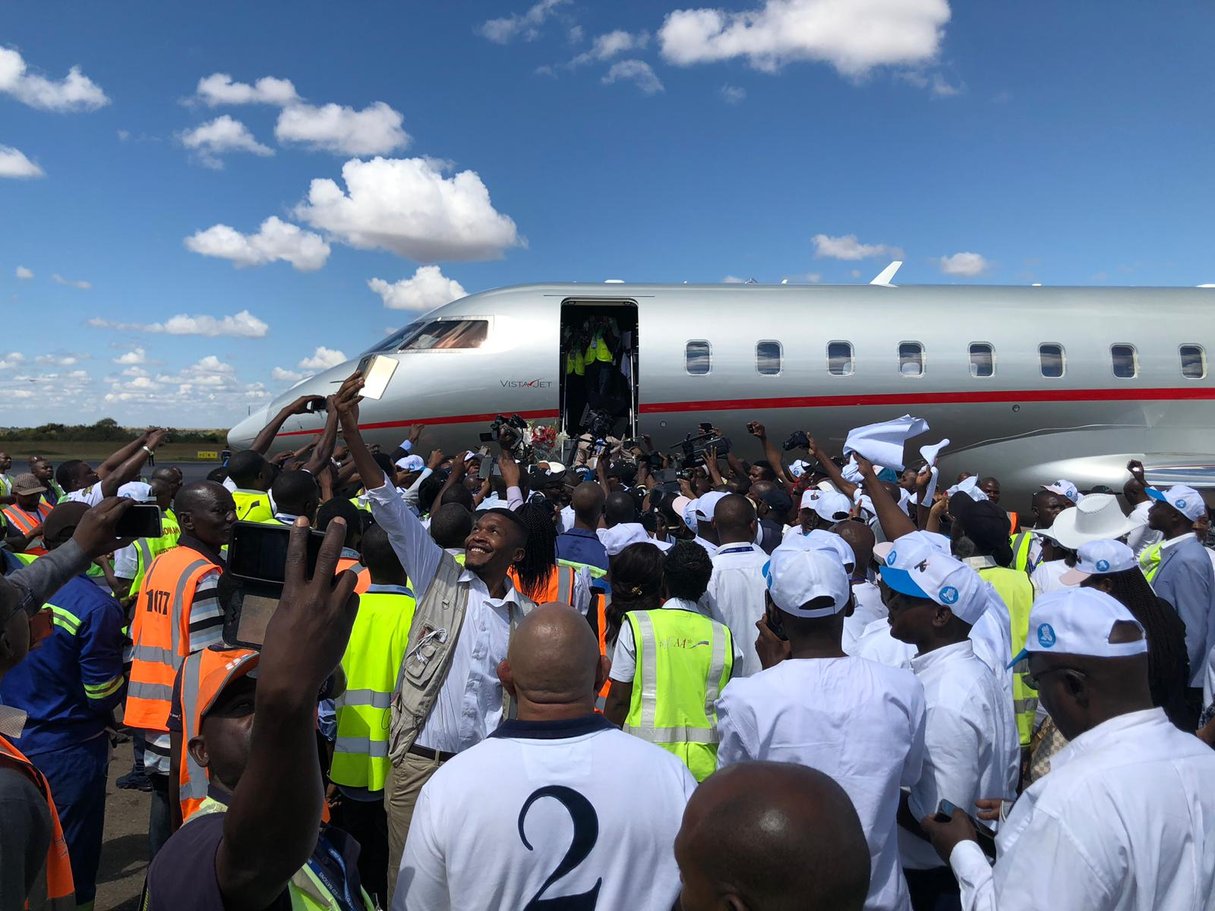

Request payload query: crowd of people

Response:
[1,381,1214,911]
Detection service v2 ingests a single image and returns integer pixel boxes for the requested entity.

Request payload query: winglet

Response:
[869,261,902,286]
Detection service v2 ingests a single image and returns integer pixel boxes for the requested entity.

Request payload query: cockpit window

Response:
[364,319,488,355]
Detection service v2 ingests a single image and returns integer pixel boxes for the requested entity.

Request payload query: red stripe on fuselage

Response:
[274,386,1215,435]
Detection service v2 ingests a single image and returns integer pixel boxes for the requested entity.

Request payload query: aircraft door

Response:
[559,300,638,444]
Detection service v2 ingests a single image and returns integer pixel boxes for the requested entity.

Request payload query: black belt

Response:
[407,743,457,763]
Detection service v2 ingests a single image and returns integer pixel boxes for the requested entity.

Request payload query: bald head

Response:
[714,493,757,545]
[570,481,605,529]
[832,519,874,573]
[604,491,636,528]
[499,603,606,715]
[676,762,870,911]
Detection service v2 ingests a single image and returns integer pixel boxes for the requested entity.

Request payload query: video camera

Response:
[482,414,533,463]
[782,430,810,451]
[678,429,732,468]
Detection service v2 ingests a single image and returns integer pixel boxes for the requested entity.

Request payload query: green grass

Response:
[0,441,225,464]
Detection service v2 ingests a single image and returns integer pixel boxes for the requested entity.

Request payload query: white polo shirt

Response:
[395,714,696,911]
[716,656,927,911]
[900,641,1019,871]
[705,542,769,677]
[1030,559,1076,596]
[950,707,1215,910]
[843,580,885,655]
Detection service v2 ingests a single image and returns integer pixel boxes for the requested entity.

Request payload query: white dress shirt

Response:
[369,481,526,753]
[705,542,769,677]
[950,708,1215,911]
[1125,499,1162,555]
[717,656,927,911]
[900,641,1019,871]
[844,580,885,655]
[396,715,696,910]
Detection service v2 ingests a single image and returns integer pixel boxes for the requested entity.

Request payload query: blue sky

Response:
[2,1,1212,427]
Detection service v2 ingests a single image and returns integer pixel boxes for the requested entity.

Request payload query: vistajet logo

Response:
[500,379,553,389]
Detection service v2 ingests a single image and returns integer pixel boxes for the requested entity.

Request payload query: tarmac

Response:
[95,740,150,911]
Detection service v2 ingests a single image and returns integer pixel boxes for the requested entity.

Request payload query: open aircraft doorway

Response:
[559,298,638,446]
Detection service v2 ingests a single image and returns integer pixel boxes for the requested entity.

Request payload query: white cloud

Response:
[15,266,33,279]
[369,266,467,312]
[180,115,274,168]
[480,0,569,44]
[602,60,665,94]
[720,84,747,104]
[89,310,270,338]
[275,101,409,156]
[659,0,950,77]
[271,366,306,383]
[938,251,990,277]
[0,46,109,112]
[194,73,299,107]
[185,216,330,271]
[104,354,270,415]
[298,346,348,372]
[0,145,44,178]
[0,352,26,369]
[723,275,745,283]
[899,69,961,96]
[52,273,91,289]
[571,30,649,65]
[294,157,521,261]
[35,354,81,366]
[812,233,903,260]
[114,348,146,365]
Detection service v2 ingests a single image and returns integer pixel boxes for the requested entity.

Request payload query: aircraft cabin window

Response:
[396,319,488,351]
[756,340,782,376]
[1039,343,1066,378]
[899,342,924,377]
[827,341,854,376]
[686,340,711,375]
[1180,344,1206,379]
[969,343,995,378]
[1111,344,1138,379]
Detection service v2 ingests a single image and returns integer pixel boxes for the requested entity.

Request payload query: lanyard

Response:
[306,832,364,911]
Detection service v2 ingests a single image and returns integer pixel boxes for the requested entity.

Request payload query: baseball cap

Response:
[598,522,655,556]
[199,648,261,719]
[118,481,154,502]
[813,490,852,524]
[778,529,855,569]
[395,455,426,473]
[1059,540,1137,586]
[1145,484,1207,522]
[12,473,46,496]
[763,547,851,618]
[1044,479,1082,504]
[695,491,728,522]
[1011,588,1146,665]
[878,532,991,624]
[873,530,950,564]
[799,489,819,510]
[788,459,810,479]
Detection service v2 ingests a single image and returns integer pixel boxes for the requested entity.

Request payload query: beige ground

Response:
[95,745,149,911]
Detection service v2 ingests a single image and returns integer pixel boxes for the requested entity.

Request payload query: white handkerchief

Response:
[919,438,950,468]
[843,415,929,472]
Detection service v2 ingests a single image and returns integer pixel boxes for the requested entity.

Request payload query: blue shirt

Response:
[0,573,127,755]
[556,527,610,576]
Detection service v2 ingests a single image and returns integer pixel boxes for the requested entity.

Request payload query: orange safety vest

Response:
[592,592,612,704]
[507,564,577,607]
[2,501,53,556]
[336,557,372,595]
[126,546,222,732]
[1007,511,1019,534]
[0,734,75,909]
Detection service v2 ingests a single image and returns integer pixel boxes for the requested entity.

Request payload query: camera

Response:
[583,408,616,441]
[782,430,810,451]
[483,414,533,462]
[679,430,732,465]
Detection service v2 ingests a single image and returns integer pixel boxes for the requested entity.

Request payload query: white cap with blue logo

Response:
[1012,588,1147,665]
[877,532,992,624]
[1145,484,1207,523]
[1059,540,1137,586]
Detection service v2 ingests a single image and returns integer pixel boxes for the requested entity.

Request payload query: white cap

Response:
[396,454,425,473]
[1014,588,1147,663]
[1044,479,1082,504]
[778,528,855,569]
[695,491,727,522]
[1146,484,1207,522]
[947,476,988,502]
[788,459,810,479]
[118,481,154,502]
[813,490,852,524]
[597,522,656,556]
[1060,540,1137,586]
[878,532,992,624]
[763,547,851,618]
[799,489,819,510]
[873,530,950,564]
[1037,493,1137,549]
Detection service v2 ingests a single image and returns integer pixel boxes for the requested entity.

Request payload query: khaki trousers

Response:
[384,749,448,904]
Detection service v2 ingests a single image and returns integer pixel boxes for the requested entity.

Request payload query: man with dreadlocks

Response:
[508,501,592,614]
[334,375,551,900]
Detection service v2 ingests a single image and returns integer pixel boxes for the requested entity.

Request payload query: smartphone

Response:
[303,398,327,414]
[357,354,398,401]
[935,800,998,859]
[115,504,163,539]
[765,602,788,641]
[227,521,324,585]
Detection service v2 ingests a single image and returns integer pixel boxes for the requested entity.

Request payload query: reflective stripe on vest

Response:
[2,501,52,554]
[594,593,611,705]
[335,558,372,595]
[232,489,274,524]
[0,735,76,908]
[126,549,220,731]
[186,798,374,910]
[623,609,733,781]
[558,557,607,580]
[1010,531,1034,573]
[508,565,577,606]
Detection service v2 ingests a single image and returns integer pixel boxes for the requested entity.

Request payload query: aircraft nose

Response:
[228,405,270,451]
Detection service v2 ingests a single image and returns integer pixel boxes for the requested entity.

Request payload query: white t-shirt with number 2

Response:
[394,714,696,911]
